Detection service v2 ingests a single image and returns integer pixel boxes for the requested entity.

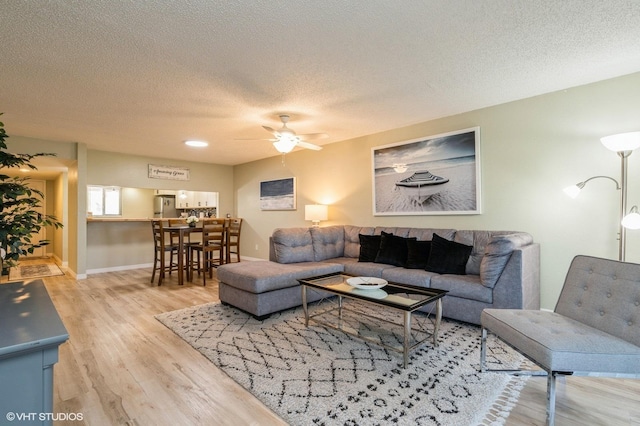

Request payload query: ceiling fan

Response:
[249,114,327,154]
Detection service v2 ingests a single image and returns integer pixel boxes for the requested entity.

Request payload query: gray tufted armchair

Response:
[479,255,640,425]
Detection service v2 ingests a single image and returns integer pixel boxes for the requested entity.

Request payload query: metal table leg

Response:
[403,311,411,368]
[433,298,442,346]
[302,285,309,327]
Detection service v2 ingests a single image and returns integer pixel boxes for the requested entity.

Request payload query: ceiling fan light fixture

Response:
[273,136,297,153]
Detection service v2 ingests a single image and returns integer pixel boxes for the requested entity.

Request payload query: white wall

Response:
[234,72,640,310]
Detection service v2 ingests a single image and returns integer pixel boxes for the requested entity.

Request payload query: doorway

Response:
[26,179,47,258]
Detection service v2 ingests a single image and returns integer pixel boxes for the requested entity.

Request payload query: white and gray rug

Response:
[156,301,528,425]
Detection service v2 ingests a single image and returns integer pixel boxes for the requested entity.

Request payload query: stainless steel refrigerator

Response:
[153,195,178,218]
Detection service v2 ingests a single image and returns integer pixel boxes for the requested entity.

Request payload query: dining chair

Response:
[190,218,226,285]
[168,218,199,275]
[226,218,243,263]
[150,219,179,285]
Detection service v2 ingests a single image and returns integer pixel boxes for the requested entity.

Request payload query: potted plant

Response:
[0,114,63,274]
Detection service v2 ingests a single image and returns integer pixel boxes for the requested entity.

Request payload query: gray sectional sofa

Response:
[217,225,540,325]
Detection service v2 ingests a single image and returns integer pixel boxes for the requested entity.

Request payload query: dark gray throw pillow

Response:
[374,231,415,267]
[405,239,432,269]
[358,234,382,262]
[425,233,472,275]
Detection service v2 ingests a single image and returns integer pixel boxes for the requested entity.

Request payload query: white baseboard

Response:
[85,258,265,277]
[87,263,154,276]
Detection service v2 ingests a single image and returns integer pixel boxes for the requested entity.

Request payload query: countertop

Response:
[87,217,156,222]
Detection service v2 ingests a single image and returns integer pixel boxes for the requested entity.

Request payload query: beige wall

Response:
[5,72,640,303]
[87,150,234,217]
[235,72,640,310]
[84,150,235,271]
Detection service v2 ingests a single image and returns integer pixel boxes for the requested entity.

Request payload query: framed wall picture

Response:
[372,127,481,215]
[260,177,297,210]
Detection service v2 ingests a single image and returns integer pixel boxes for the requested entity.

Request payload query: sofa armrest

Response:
[492,243,540,310]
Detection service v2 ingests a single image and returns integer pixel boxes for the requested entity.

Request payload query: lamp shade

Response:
[563,184,582,198]
[305,204,328,222]
[622,206,640,230]
[600,131,640,152]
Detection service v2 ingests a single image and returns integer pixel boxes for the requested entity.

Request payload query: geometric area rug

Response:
[156,301,529,426]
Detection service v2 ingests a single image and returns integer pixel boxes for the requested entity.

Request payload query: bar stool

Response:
[226,218,243,263]
[150,220,179,285]
[168,218,199,277]
[190,218,226,285]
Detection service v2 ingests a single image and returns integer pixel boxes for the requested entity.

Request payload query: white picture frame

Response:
[372,127,481,215]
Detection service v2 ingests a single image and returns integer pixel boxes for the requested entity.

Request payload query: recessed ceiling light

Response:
[184,140,208,148]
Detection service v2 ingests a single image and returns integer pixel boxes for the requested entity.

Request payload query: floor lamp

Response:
[564,131,640,261]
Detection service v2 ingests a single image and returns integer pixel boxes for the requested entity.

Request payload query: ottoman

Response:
[217,260,343,319]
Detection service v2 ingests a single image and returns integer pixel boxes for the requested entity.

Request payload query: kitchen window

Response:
[88,185,122,216]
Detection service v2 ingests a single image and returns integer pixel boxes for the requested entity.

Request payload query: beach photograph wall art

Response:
[260,177,297,210]
[372,127,481,215]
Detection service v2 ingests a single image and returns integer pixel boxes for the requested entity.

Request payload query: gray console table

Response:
[0,279,69,426]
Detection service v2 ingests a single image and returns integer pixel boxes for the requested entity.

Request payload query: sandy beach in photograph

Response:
[375,161,477,214]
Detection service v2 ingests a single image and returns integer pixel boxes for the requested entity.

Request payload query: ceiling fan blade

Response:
[234,138,276,141]
[262,126,279,136]
[297,141,323,151]
[297,132,328,141]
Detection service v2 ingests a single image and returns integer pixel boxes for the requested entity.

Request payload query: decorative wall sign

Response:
[148,164,190,181]
[260,177,296,210]
[372,127,481,215]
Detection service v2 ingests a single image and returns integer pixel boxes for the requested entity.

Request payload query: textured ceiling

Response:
[1,1,640,168]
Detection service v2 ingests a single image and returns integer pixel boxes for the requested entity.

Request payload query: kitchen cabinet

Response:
[176,190,194,208]
[194,191,218,208]
[155,189,176,196]
[176,191,218,209]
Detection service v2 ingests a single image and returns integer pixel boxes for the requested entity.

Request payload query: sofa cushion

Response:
[272,227,314,264]
[358,234,382,262]
[408,228,456,241]
[426,233,473,275]
[374,226,411,238]
[454,230,513,275]
[382,267,435,288]
[321,257,358,268]
[482,309,640,373]
[374,231,415,267]
[431,274,492,303]
[311,226,345,261]
[344,261,398,278]
[405,239,432,269]
[480,233,534,288]
[344,225,374,258]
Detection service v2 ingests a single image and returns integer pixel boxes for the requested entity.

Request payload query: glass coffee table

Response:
[298,272,447,368]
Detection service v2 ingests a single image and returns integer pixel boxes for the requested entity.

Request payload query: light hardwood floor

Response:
[33,267,640,425]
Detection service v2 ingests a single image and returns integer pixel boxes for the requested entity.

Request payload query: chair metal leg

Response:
[546,371,557,426]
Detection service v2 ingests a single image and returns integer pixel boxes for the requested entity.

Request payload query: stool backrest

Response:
[555,255,640,347]
[202,218,226,246]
